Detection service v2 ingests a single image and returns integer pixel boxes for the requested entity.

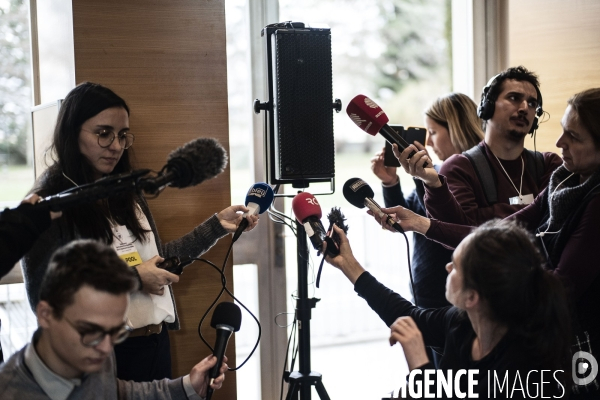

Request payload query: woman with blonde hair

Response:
[370,93,484,310]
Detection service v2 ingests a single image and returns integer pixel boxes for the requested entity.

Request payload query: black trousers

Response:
[114,323,172,382]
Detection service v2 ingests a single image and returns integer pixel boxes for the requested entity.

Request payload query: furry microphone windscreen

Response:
[166,138,228,188]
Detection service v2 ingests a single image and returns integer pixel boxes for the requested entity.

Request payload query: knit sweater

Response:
[21,196,228,330]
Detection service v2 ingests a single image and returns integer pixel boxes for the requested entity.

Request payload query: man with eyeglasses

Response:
[0,239,227,399]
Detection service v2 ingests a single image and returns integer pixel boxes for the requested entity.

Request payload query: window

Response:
[227,0,452,398]
[0,0,37,359]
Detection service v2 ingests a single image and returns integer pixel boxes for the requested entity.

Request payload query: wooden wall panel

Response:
[33,1,235,397]
[508,0,600,154]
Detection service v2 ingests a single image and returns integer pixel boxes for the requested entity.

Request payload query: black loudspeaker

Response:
[256,22,339,187]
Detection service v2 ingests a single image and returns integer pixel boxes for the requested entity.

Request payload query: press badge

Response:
[112,225,143,266]
[509,193,534,205]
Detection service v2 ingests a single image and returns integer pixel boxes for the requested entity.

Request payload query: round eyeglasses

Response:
[64,316,130,347]
[84,129,135,150]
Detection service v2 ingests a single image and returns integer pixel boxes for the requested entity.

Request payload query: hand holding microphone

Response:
[343,178,404,233]
[291,192,342,257]
[231,183,274,242]
[205,302,241,400]
[346,94,430,168]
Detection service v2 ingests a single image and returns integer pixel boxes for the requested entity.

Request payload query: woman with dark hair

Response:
[325,219,571,398]
[21,82,258,382]
[377,88,600,397]
[370,93,484,309]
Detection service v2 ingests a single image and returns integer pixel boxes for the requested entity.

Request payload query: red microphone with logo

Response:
[291,192,328,254]
[346,94,428,167]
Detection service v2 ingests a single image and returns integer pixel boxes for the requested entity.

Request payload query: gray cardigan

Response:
[21,196,229,330]
[0,343,190,399]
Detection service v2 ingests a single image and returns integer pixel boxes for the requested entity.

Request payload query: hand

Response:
[135,255,179,295]
[367,205,431,235]
[389,316,429,370]
[21,193,62,220]
[190,355,228,397]
[392,143,441,188]
[323,225,366,284]
[371,147,398,186]
[217,205,259,234]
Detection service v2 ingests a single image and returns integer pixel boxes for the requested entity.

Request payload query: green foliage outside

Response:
[0,0,31,166]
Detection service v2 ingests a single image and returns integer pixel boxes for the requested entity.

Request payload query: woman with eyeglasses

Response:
[21,82,258,382]
[375,88,600,398]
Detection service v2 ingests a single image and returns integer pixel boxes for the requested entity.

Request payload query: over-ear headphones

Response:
[477,73,543,134]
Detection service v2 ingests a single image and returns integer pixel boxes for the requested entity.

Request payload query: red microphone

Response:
[346,94,427,167]
[291,192,327,253]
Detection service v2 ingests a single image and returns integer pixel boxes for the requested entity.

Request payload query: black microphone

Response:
[156,255,194,275]
[206,302,242,400]
[36,138,227,212]
[141,137,228,195]
[342,178,404,233]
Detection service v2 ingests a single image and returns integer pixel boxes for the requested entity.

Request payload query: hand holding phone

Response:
[383,126,427,167]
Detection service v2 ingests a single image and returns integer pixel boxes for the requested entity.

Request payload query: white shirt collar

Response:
[24,331,82,400]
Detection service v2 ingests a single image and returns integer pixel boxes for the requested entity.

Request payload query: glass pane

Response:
[0,0,36,361]
[277,1,451,398]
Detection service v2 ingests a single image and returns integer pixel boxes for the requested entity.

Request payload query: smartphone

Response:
[383,125,427,167]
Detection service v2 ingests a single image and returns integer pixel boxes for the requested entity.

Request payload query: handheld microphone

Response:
[206,302,242,400]
[232,183,274,243]
[342,177,404,233]
[346,94,428,167]
[141,137,228,195]
[156,255,194,275]
[291,192,328,253]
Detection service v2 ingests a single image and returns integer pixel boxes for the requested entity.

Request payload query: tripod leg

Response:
[285,381,299,400]
[314,380,331,400]
[301,381,311,400]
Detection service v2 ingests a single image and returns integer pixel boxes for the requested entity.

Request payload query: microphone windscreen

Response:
[210,301,242,332]
[244,183,275,214]
[346,94,389,136]
[343,178,374,209]
[167,138,228,188]
[291,192,322,223]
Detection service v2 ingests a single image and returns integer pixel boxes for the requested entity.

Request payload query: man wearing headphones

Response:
[395,66,563,226]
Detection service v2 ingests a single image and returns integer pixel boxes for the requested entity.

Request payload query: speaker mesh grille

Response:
[273,30,335,180]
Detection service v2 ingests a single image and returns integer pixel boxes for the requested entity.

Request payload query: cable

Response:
[195,239,261,372]
[399,231,417,307]
[280,315,298,400]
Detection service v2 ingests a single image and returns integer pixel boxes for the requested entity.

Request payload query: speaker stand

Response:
[285,222,330,400]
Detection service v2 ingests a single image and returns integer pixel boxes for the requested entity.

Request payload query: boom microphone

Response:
[35,138,226,212]
[141,137,228,195]
[343,177,404,233]
[346,94,428,168]
[206,302,242,400]
[232,183,274,243]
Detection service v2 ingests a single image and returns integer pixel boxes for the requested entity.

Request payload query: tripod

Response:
[285,222,330,400]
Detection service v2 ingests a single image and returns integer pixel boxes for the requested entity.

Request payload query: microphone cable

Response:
[398,228,417,307]
[195,238,261,372]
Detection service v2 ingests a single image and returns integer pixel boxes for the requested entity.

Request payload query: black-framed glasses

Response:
[84,129,135,149]
[64,316,130,347]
